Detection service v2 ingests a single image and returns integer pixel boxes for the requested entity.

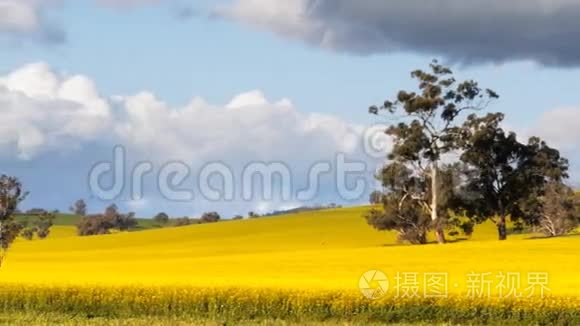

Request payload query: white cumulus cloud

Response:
[0,62,377,215]
[0,61,366,168]
[0,63,112,159]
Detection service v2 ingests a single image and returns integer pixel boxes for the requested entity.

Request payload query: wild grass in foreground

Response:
[0,285,578,325]
[0,315,451,326]
[0,313,443,326]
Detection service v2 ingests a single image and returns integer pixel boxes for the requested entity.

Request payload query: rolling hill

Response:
[2,206,579,296]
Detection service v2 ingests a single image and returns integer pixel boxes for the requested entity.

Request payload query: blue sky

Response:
[1,0,580,217]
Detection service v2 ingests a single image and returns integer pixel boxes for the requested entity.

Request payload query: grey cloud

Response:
[218,0,580,66]
[0,0,66,45]
[95,0,165,7]
[173,5,196,20]
[521,107,580,187]
[33,24,66,44]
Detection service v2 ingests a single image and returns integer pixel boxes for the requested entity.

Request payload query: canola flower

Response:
[1,206,578,323]
[0,285,578,324]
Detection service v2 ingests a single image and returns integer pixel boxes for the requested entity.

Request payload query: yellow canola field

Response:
[1,206,579,298]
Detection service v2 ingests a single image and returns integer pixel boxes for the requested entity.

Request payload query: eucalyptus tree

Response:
[70,199,87,216]
[201,212,221,223]
[153,212,170,226]
[532,181,579,237]
[458,113,569,240]
[457,113,524,240]
[369,60,498,243]
[0,175,28,267]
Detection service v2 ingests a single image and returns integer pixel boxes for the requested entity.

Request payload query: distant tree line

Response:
[255,204,343,218]
[151,211,222,227]
[13,208,60,215]
[366,61,579,244]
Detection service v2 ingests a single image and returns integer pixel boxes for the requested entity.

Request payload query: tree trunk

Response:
[497,215,507,241]
[418,231,427,245]
[431,163,446,244]
[497,200,507,241]
[0,221,3,268]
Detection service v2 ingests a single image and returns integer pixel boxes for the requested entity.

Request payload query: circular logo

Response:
[359,269,389,299]
[362,124,392,159]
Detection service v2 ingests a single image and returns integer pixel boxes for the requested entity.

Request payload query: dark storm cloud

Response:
[220,0,580,66]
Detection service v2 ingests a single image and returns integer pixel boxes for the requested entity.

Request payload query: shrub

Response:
[20,212,55,240]
[365,194,431,245]
[171,217,201,227]
[77,205,137,236]
[25,208,47,215]
[70,199,87,216]
[77,215,115,236]
[153,212,169,226]
[200,212,221,223]
[447,216,475,237]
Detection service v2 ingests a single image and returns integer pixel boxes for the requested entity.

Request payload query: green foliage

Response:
[365,163,431,244]
[114,212,138,231]
[200,212,221,223]
[365,203,430,245]
[447,215,475,237]
[170,217,201,227]
[20,212,55,240]
[524,182,579,237]
[248,211,260,218]
[15,213,156,232]
[25,208,47,215]
[70,199,87,216]
[369,161,464,244]
[0,175,28,266]
[457,113,569,240]
[574,192,580,216]
[370,59,499,164]
[0,176,54,264]
[369,190,383,205]
[76,215,116,236]
[0,223,24,250]
[152,212,169,226]
[76,204,138,236]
